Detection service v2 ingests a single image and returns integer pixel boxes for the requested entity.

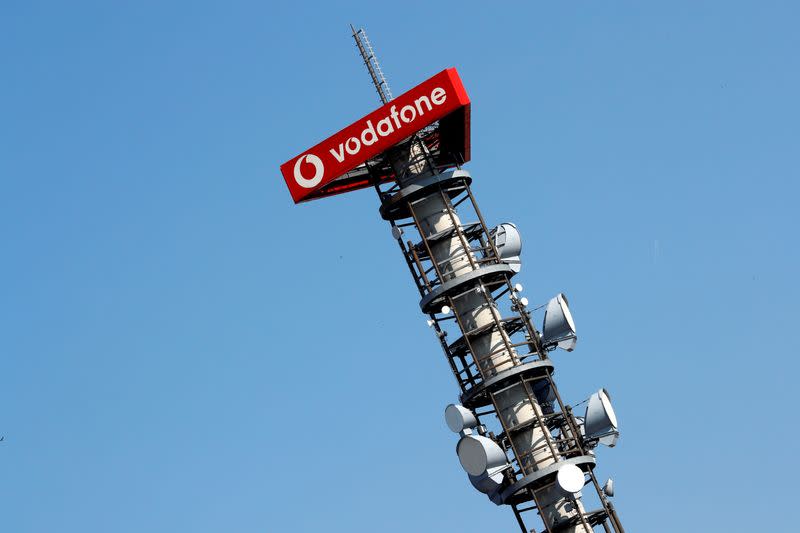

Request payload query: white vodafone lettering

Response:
[390,106,401,128]
[376,117,394,136]
[431,87,446,105]
[293,153,325,188]
[361,120,378,146]
[329,144,346,163]
[400,105,416,123]
[323,85,449,178]
[345,137,360,155]
[414,95,432,115]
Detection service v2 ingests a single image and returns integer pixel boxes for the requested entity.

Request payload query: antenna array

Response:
[283,26,629,533]
[350,25,393,104]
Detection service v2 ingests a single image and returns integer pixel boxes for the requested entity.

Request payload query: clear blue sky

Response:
[2,1,798,531]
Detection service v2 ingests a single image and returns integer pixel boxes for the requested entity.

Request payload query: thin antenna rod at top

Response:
[350,24,393,104]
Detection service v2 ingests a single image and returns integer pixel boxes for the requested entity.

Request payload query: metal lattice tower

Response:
[317,26,630,533]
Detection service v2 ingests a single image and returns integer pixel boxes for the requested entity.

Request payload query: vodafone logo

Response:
[281,68,470,203]
[293,153,325,188]
[327,86,448,167]
[292,87,447,190]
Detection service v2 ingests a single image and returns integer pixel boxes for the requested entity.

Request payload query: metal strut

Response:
[350,24,393,104]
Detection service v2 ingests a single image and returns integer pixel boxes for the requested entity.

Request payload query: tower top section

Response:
[279,68,471,203]
[350,25,393,105]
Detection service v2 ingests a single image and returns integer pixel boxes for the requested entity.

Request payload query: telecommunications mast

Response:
[279,26,627,533]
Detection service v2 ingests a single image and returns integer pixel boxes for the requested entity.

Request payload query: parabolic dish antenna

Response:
[584,388,618,439]
[445,404,478,433]
[456,435,507,477]
[556,463,585,496]
[541,293,577,351]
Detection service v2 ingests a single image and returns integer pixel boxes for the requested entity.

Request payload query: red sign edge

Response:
[280,68,471,204]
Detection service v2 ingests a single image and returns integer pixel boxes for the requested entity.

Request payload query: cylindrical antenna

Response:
[350,24,393,104]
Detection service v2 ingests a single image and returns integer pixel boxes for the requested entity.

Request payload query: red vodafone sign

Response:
[280,68,470,203]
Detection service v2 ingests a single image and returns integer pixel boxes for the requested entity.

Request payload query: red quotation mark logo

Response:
[293,154,325,188]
